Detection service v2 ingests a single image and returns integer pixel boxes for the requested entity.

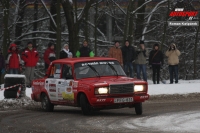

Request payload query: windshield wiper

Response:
[87,65,100,78]
[107,63,118,77]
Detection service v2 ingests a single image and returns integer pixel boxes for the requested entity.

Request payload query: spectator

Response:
[21,42,39,88]
[121,40,135,77]
[108,41,123,66]
[44,42,56,70]
[165,43,181,84]
[149,43,164,84]
[76,40,94,57]
[6,43,22,74]
[0,48,5,85]
[59,44,72,59]
[135,40,148,81]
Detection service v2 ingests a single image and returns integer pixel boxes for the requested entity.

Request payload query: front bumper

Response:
[90,94,149,107]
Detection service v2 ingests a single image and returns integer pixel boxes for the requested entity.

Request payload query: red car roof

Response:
[52,57,118,64]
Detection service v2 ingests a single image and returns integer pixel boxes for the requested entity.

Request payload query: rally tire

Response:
[4,90,18,98]
[41,94,54,112]
[80,94,92,115]
[135,102,143,115]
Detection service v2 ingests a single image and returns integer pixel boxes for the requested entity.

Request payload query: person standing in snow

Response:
[149,43,164,84]
[0,48,5,85]
[121,40,135,77]
[44,42,56,70]
[165,43,181,84]
[135,40,148,81]
[108,41,123,66]
[6,43,22,74]
[21,42,39,88]
[76,40,94,57]
[59,44,73,59]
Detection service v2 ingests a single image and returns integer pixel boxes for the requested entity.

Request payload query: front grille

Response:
[109,83,133,94]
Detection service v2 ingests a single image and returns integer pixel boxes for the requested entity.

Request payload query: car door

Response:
[45,63,62,101]
[57,64,75,104]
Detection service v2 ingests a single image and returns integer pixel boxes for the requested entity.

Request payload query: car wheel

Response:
[80,94,92,115]
[135,102,142,115]
[41,94,54,112]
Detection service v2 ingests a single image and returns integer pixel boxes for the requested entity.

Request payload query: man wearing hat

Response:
[44,42,56,70]
[135,40,148,81]
[149,43,164,84]
[59,44,73,59]
[21,42,39,87]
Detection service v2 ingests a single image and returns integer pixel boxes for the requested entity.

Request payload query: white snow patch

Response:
[122,111,200,133]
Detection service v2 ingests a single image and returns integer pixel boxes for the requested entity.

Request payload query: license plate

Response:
[114,97,133,103]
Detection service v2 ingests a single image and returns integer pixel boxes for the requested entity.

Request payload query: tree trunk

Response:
[161,0,170,50]
[56,0,61,57]
[61,0,95,55]
[15,0,26,46]
[193,18,200,79]
[135,0,146,40]
[1,0,10,56]
[94,1,98,55]
[127,0,135,45]
[33,0,38,47]
[49,0,57,41]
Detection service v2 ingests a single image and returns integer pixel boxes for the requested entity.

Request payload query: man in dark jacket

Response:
[22,42,39,87]
[6,43,22,74]
[76,40,94,57]
[149,43,164,84]
[0,48,5,85]
[59,44,72,59]
[121,40,135,78]
[44,42,56,70]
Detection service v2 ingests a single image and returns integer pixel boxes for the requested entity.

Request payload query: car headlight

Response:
[134,85,145,92]
[95,87,109,94]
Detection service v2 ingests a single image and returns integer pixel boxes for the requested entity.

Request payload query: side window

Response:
[49,64,61,78]
[62,64,73,79]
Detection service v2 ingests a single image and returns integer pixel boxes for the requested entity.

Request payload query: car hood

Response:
[77,76,147,87]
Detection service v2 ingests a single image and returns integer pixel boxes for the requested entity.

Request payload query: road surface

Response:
[0,96,200,133]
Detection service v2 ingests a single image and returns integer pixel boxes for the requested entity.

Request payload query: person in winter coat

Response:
[108,41,123,66]
[135,40,148,81]
[21,42,39,87]
[121,40,135,77]
[76,40,94,57]
[6,43,22,74]
[44,42,56,70]
[0,48,5,85]
[165,43,181,84]
[149,43,164,84]
[59,44,72,59]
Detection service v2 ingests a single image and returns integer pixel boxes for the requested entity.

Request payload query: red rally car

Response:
[31,57,149,115]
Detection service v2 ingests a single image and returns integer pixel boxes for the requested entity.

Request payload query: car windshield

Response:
[74,60,126,79]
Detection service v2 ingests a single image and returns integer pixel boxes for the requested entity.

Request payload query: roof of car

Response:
[52,57,118,64]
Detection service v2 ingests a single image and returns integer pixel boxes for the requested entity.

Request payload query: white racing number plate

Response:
[114,97,133,103]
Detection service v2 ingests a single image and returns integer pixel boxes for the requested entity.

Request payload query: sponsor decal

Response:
[33,81,44,86]
[81,61,115,66]
[49,84,56,92]
[97,99,106,102]
[50,94,56,97]
[140,95,149,99]
[73,81,78,88]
